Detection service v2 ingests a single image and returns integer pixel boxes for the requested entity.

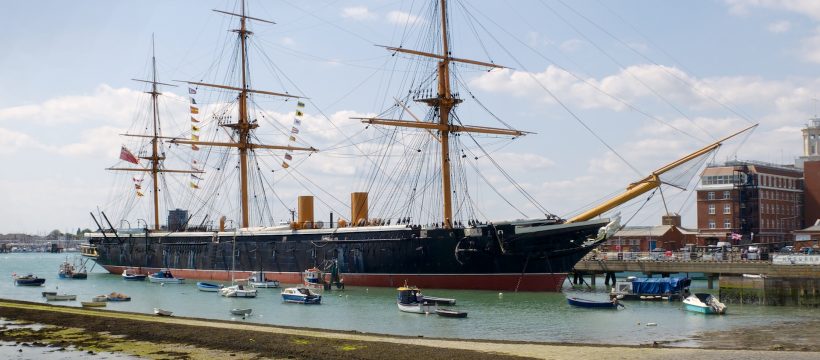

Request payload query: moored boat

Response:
[58,260,87,279]
[281,287,321,304]
[41,291,57,298]
[397,285,436,314]
[219,284,257,298]
[683,293,726,315]
[567,297,622,309]
[92,295,108,302]
[303,267,326,292]
[434,308,468,318]
[148,269,184,284]
[154,308,172,316]
[246,271,279,288]
[197,282,222,292]
[122,268,147,281]
[230,308,253,316]
[106,292,131,301]
[45,294,77,301]
[13,274,45,286]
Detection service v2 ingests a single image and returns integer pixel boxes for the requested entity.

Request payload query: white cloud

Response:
[801,27,820,64]
[470,64,819,118]
[725,0,820,21]
[0,127,42,154]
[341,6,376,21]
[767,20,792,33]
[0,85,143,126]
[387,11,423,25]
[58,126,124,157]
[559,39,585,53]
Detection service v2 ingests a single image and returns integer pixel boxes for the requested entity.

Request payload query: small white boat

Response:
[219,284,258,298]
[154,308,173,316]
[148,269,185,284]
[45,294,77,301]
[230,308,253,316]
[92,295,108,302]
[683,293,726,315]
[122,268,147,281]
[281,287,322,304]
[246,271,280,288]
[397,285,436,314]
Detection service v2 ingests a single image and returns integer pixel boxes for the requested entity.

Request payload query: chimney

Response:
[662,214,681,227]
[298,196,315,229]
[351,192,369,226]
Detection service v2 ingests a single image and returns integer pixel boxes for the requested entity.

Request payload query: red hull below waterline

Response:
[102,265,567,291]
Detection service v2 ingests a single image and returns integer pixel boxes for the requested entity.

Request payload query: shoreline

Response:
[0,299,817,359]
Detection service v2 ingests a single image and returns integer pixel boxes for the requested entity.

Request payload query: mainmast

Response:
[356,0,528,228]
[110,36,201,230]
[173,0,316,228]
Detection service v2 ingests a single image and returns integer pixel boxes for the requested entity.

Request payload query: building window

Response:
[723,204,731,214]
[708,220,716,229]
[708,204,715,214]
[707,192,715,200]
[724,220,731,229]
[723,191,730,199]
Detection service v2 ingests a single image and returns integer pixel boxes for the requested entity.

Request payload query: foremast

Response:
[356,0,529,228]
[172,1,317,228]
[109,36,202,230]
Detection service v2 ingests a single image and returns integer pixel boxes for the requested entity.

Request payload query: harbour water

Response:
[1,253,816,345]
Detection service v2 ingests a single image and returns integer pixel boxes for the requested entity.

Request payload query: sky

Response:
[1,0,818,234]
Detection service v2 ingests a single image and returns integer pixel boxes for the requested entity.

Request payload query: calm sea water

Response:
[0,253,815,345]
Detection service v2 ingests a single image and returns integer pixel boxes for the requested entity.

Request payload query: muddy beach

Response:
[0,299,818,360]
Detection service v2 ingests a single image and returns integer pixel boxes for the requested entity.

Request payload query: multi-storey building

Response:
[696,161,803,247]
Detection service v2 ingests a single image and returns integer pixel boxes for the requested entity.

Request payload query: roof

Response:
[614,225,674,237]
[795,220,820,233]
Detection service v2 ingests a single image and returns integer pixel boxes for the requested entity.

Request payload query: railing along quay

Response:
[575,251,820,285]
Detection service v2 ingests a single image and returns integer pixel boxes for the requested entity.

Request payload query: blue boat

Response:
[122,268,147,281]
[567,297,622,309]
[13,274,45,286]
[197,282,222,292]
[281,287,321,304]
[148,269,184,284]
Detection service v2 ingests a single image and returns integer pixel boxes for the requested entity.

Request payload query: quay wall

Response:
[719,276,820,306]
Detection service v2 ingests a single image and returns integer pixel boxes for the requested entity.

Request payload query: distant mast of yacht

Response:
[172,0,317,228]
[355,0,530,228]
[108,36,201,230]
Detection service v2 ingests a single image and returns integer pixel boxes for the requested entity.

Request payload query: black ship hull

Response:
[85,218,611,291]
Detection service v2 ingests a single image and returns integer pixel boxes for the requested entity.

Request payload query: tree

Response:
[47,229,62,240]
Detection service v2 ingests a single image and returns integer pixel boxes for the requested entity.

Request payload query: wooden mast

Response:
[149,37,161,230]
[175,0,316,228]
[566,124,758,223]
[438,0,453,228]
[109,36,202,231]
[356,0,528,228]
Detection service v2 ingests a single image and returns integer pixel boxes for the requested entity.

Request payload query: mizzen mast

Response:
[174,1,316,228]
[109,36,202,230]
[357,0,528,228]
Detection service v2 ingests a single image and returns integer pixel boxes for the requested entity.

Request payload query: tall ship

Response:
[83,0,752,291]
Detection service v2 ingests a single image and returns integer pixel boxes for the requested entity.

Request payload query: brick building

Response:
[602,214,698,251]
[696,161,803,248]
